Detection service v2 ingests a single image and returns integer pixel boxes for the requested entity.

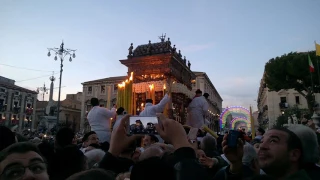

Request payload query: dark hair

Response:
[146,99,153,103]
[116,107,125,115]
[55,127,75,149]
[258,127,265,135]
[82,131,96,142]
[0,142,43,163]
[149,134,159,143]
[0,126,16,151]
[53,145,86,179]
[195,89,202,94]
[91,98,99,106]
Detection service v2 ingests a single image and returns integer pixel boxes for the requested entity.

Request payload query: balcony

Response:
[13,107,20,114]
[25,108,33,115]
[0,104,7,112]
[279,102,289,109]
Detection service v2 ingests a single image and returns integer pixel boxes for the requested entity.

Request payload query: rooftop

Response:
[82,76,127,85]
[0,81,38,94]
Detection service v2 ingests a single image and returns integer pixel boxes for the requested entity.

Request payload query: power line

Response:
[16,73,59,82]
[0,63,55,72]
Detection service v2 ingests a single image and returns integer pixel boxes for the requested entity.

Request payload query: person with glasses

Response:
[0,142,49,180]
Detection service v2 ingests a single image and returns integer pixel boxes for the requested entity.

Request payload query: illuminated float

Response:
[117,34,196,124]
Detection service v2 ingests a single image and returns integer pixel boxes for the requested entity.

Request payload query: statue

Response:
[166,38,171,49]
[188,60,191,69]
[178,50,182,58]
[172,45,176,53]
[159,33,166,42]
[147,40,152,54]
[183,56,187,65]
[128,43,133,57]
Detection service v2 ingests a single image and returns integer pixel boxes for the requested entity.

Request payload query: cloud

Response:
[179,43,214,53]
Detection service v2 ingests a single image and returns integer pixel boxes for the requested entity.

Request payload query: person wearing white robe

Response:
[87,98,116,143]
[139,93,170,116]
[186,90,209,128]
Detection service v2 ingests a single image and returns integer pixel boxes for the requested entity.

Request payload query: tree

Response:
[265,51,319,113]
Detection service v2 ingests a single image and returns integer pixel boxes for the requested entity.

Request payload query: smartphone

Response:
[188,128,199,140]
[227,130,240,148]
[129,116,158,135]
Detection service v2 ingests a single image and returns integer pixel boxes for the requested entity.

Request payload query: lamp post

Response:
[47,41,76,125]
[37,83,48,101]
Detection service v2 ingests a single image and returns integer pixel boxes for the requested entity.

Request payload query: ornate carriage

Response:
[119,35,196,124]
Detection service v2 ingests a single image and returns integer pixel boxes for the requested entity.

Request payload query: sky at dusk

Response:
[1,0,320,111]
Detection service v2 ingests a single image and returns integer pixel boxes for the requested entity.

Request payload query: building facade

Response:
[80,76,127,131]
[36,92,82,132]
[192,71,223,131]
[0,76,37,131]
[257,72,313,129]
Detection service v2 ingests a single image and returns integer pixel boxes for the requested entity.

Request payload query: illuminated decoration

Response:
[117,72,134,114]
[220,106,250,129]
[230,117,251,129]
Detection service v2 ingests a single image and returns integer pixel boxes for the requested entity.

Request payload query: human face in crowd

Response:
[0,151,49,180]
[84,134,99,147]
[258,129,292,174]
[143,135,153,147]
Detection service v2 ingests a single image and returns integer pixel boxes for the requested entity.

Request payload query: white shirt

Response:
[87,106,116,143]
[139,94,170,116]
[112,114,125,130]
[186,96,209,128]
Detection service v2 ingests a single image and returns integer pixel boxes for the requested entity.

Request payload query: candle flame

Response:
[149,84,154,90]
[129,72,133,81]
[118,81,126,88]
[163,84,166,89]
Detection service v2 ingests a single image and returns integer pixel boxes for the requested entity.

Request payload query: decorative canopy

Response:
[121,34,195,90]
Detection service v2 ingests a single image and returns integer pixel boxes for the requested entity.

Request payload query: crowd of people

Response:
[1,89,320,180]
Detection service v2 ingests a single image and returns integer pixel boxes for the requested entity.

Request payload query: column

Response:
[5,89,13,126]
[31,95,37,130]
[106,85,111,109]
[80,86,86,131]
[19,93,26,132]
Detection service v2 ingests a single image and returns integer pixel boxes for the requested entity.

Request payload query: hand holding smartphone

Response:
[227,130,241,148]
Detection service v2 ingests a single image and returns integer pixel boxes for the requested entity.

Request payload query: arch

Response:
[220,106,250,129]
[230,117,251,129]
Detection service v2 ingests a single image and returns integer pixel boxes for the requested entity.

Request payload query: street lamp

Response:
[37,83,48,101]
[47,41,76,125]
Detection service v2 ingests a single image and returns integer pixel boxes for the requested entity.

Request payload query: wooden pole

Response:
[250,106,256,139]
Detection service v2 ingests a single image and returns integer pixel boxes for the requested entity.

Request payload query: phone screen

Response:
[129,116,158,135]
[227,130,240,148]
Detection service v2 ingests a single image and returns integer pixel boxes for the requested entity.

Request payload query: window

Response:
[101,85,106,94]
[88,86,92,95]
[114,84,118,92]
[86,105,92,111]
[295,96,300,104]
[0,88,5,93]
[280,97,286,103]
[14,91,20,96]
